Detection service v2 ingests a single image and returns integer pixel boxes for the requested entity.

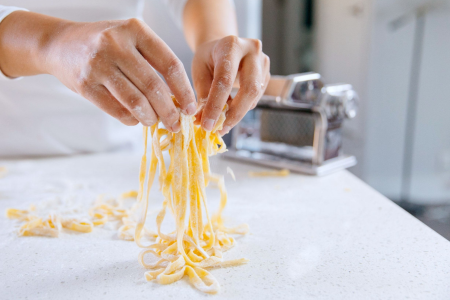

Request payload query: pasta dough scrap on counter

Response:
[135,100,248,294]
[5,191,142,238]
[0,166,8,178]
[248,168,290,177]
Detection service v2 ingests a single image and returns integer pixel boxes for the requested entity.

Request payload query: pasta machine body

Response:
[222,72,358,176]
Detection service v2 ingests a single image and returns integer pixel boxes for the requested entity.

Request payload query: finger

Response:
[262,54,271,94]
[219,55,264,136]
[192,54,213,125]
[130,20,196,115]
[250,55,271,110]
[249,71,269,110]
[202,37,243,131]
[102,69,159,127]
[115,48,181,132]
[81,84,139,126]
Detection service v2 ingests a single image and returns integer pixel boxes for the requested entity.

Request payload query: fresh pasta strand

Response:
[136,98,248,294]
[248,168,290,177]
[227,166,236,181]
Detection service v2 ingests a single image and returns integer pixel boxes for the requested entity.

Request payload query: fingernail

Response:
[185,102,197,115]
[171,120,181,133]
[220,125,231,136]
[202,118,215,131]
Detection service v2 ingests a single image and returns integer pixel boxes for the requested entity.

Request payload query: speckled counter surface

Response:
[0,152,449,300]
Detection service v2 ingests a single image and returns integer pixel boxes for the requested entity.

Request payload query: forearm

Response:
[0,11,70,77]
[183,0,238,51]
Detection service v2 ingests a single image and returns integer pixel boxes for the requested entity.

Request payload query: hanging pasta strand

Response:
[135,98,248,294]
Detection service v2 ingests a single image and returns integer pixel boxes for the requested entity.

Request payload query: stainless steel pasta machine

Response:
[222,72,359,176]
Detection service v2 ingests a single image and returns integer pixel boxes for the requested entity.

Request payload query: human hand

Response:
[191,36,270,135]
[47,18,197,131]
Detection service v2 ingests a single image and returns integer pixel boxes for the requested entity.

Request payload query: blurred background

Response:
[148,0,450,239]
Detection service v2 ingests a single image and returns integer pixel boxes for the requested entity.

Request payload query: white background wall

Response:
[315,0,450,204]
[409,5,450,202]
[314,0,372,179]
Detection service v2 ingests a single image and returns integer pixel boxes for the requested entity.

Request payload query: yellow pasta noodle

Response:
[248,168,290,177]
[135,101,248,294]
[227,166,236,181]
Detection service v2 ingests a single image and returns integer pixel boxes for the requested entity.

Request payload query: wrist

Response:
[32,15,75,76]
[0,11,73,77]
[183,0,238,52]
[37,19,76,76]
[0,11,24,77]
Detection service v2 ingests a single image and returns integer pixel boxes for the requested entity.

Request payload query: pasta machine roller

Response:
[222,72,358,176]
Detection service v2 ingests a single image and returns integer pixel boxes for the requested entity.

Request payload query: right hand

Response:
[46,18,197,131]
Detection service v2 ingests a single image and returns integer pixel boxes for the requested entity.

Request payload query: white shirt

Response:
[0,0,187,158]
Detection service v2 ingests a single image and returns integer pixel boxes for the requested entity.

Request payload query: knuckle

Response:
[95,25,125,50]
[216,74,234,88]
[149,85,168,102]
[163,107,179,122]
[126,94,143,106]
[104,75,122,89]
[264,54,270,66]
[210,102,223,112]
[84,47,106,68]
[251,39,262,52]
[99,29,115,44]
[141,76,161,90]
[223,35,240,46]
[178,87,192,100]
[124,17,144,29]
[86,54,98,68]
[94,31,118,54]
[165,57,185,77]
[217,35,241,55]
[76,73,93,93]
[244,80,261,98]
[77,76,90,88]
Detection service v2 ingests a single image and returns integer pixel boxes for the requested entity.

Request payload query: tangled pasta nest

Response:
[134,103,248,293]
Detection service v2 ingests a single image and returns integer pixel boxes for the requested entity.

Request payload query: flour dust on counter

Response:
[2,150,450,299]
[3,99,249,295]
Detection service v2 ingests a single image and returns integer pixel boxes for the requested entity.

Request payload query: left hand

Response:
[192,36,270,135]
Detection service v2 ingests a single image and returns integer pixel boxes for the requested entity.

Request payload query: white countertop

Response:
[0,152,449,300]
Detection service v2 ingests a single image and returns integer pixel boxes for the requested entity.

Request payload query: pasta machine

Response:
[222,72,359,176]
